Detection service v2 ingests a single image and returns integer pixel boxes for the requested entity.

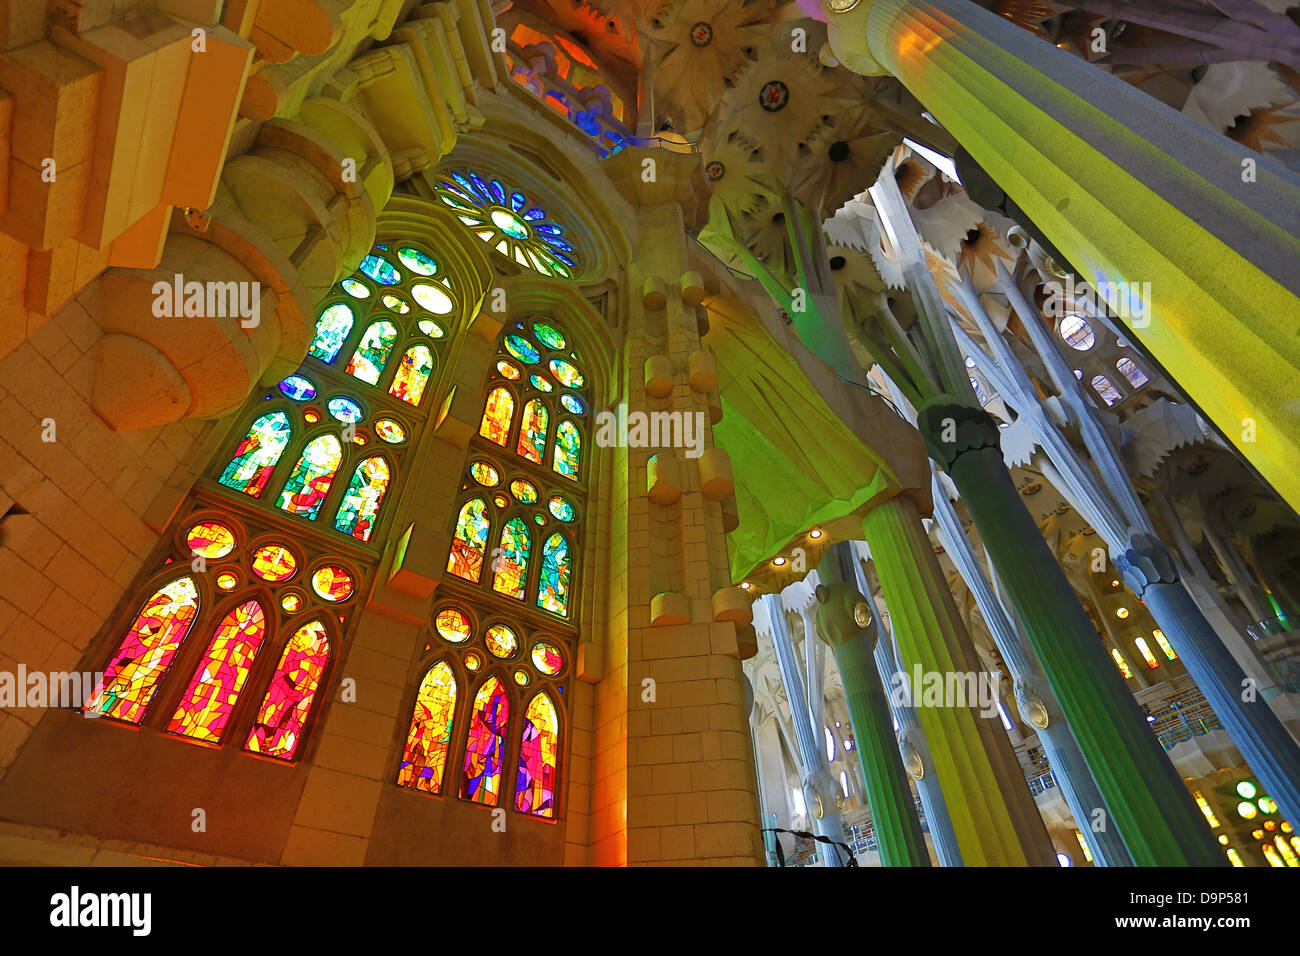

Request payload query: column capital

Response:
[1114,533,1181,598]
[916,397,1000,472]
[814,580,877,650]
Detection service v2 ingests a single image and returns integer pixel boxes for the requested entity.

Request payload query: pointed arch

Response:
[333,455,391,542]
[516,398,549,463]
[166,598,267,742]
[516,691,559,817]
[218,411,291,497]
[536,532,571,616]
[346,320,399,384]
[552,419,581,478]
[245,618,331,760]
[492,516,531,599]
[86,576,201,724]
[396,660,458,793]
[448,497,490,582]
[460,675,510,805]
[278,434,343,519]
[309,302,355,363]
[389,343,434,405]
[480,386,515,445]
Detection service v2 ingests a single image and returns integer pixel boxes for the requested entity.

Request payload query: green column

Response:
[861,493,1056,865]
[918,400,1224,865]
[816,545,931,866]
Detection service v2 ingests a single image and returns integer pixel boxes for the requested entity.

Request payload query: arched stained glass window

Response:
[346,320,399,385]
[537,533,571,617]
[448,498,490,582]
[245,619,330,760]
[1091,374,1122,406]
[309,303,355,363]
[333,456,390,542]
[218,412,291,497]
[278,435,343,520]
[461,676,510,805]
[436,169,578,277]
[516,691,559,818]
[389,344,433,405]
[492,517,531,599]
[86,577,200,723]
[397,661,458,794]
[1116,356,1149,389]
[166,599,266,742]
[553,420,581,478]
[480,387,515,446]
[517,399,549,463]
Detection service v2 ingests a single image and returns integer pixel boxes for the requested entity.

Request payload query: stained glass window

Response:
[505,335,541,364]
[533,322,565,349]
[311,565,354,602]
[187,522,236,559]
[461,677,510,805]
[517,399,549,463]
[531,641,563,676]
[251,545,297,582]
[436,169,578,278]
[398,247,437,275]
[397,661,457,793]
[449,498,490,582]
[549,359,583,388]
[374,419,406,443]
[245,619,330,760]
[485,624,518,658]
[86,577,200,723]
[553,420,581,478]
[480,387,515,445]
[218,412,291,497]
[346,321,398,385]
[436,607,472,643]
[278,435,342,519]
[471,461,499,486]
[310,303,355,363]
[334,455,390,542]
[167,600,266,742]
[1116,356,1150,389]
[537,533,571,616]
[1091,374,1122,406]
[280,375,316,401]
[327,397,363,423]
[516,692,559,817]
[493,518,531,599]
[359,253,401,285]
[411,283,454,315]
[389,344,433,406]
[560,394,584,415]
[548,496,575,522]
[509,479,538,504]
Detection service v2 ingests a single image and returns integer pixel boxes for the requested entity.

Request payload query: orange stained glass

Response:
[186,522,236,559]
[516,399,549,463]
[460,677,509,805]
[86,577,200,724]
[251,544,297,582]
[448,498,490,582]
[435,607,471,643]
[397,661,457,793]
[480,387,515,445]
[311,565,354,602]
[492,517,531,599]
[167,600,267,742]
[516,691,559,818]
[245,619,330,760]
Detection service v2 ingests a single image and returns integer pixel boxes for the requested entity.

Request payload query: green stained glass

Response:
[381,294,409,314]
[333,455,390,542]
[549,358,584,387]
[492,518,531,600]
[310,303,355,363]
[509,479,538,504]
[537,533,571,616]
[491,207,530,240]
[517,399,549,464]
[277,435,342,520]
[548,496,575,522]
[532,322,566,349]
[219,412,291,497]
[359,254,401,285]
[418,320,445,338]
[448,498,490,582]
[505,335,540,364]
[340,278,369,298]
[553,420,581,478]
[346,321,398,385]
[397,247,437,276]
[529,374,553,392]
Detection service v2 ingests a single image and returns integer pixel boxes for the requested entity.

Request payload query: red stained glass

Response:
[461,677,509,805]
[245,620,330,760]
[167,600,266,742]
[397,661,457,793]
[516,692,558,818]
[516,398,548,463]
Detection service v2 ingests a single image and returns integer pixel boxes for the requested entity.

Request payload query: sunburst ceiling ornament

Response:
[690,21,712,46]
[436,169,578,278]
[759,79,789,111]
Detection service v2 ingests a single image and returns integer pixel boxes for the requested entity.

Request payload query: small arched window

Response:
[333,456,391,542]
[1091,374,1122,406]
[245,618,331,760]
[397,661,458,793]
[461,676,510,806]
[218,412,292,497]
[1115,356,1149,389]
[516,691,559,818]
[278,435,343,520]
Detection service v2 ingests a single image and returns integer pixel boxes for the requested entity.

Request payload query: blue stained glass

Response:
[310,303,355,363]
[359,254,401,285]
[561,394,584,415]
[534,224,561,236]
[547,238,574,252]
[505,335,541,364]
[489,179,506,205]
[452,170,477,195]
[327,397,363,423]
[553,250,578,269]
[469,172,493,201]
[279,376,316,401]
[510,192,526,211]
[523,208,546,221]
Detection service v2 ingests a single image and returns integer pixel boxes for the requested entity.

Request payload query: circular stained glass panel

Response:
[281,593,302,612]
[485,624,518,659]
[381,294,409,314]
[548,496,576,522]
[529,374,553,392]
[465,652,482,672]
[216,572,238,590]
[186,521,236,559]
[374,419,406,443]
[505,335,540,364]
[417,320,445,338]
[397,247,437,275]
[279,375,316,401]
[327,397,363,423]
[560,394,584,415]
[312,565,354,602]
[509,479,538,503]
[359,254,400,285]
[532,640,563,676]
[497,361,521,380]
[251,545,297,582]
[412,283,454,315]
[533,323,566,349]
[435,607,472,643]
[470,461,499,486]
[340,278,369,298]
[514,670,530,686]
[549,359,584,387]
